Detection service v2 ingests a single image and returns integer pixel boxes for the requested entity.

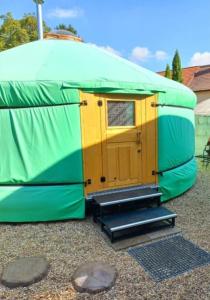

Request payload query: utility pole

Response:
[33,0,44,40]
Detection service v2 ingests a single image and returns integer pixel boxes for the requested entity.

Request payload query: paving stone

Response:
[1,256,49,288]
[72,261,117,294]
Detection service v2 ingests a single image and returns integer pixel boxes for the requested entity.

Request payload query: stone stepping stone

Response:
[72,261,117,294]
[1,256,49,288]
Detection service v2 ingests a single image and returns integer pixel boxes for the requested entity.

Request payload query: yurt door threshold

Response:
[80,92,158,196]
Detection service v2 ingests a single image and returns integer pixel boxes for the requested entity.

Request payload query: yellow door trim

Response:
[80,91,104,195]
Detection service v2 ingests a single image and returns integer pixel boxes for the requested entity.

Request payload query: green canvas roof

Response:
[0,40,196,108]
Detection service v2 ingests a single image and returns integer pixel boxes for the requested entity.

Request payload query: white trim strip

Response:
[86,184,159,200]
[110,214,177,232]
[100,193,162,206]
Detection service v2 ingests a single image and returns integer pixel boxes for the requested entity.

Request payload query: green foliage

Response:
[0,12,13,21]
[165,64,171,79]
[0,11,79,51]
[56,24,77,35]
[172,50,183,83]
[0,13,29,51]
[33,0,44,4]
[0,12,50,51]
[20,14,50,41]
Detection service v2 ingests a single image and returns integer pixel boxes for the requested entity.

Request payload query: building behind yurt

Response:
[195,100,210,155]
[0,39,197,223]
[160,65,210,157]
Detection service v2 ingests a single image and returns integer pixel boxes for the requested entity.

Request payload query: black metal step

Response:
[93,187,162,207]
[99,207,177,242]
[100,207,176,231]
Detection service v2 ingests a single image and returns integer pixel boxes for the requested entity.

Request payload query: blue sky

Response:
[1,0,210,71]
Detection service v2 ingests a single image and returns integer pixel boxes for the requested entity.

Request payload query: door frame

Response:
[80,91,158,196]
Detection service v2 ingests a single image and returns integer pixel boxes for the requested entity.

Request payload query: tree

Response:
[20,14,50,41]
[165,64,171,79]
[0,13,50,51]
[33,0,44,3]
[56,24,77,35]
[0,12,78,52]
[0,13,29,51]
[172,50,183,83]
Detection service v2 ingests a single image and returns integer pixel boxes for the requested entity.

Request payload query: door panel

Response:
[106,144,118,184]
[118,144,130,181]
[105,142,140,186]
[129,144,139,179]
[101,97,142,188]
[106,130,137,143]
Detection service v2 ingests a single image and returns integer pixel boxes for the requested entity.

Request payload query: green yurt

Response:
[0,40,197,222]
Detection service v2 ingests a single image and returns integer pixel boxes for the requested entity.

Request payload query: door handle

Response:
[136,131,141,144]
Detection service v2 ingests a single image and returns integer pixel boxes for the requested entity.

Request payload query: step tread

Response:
[99,207,176,232]
[93,187,162,206]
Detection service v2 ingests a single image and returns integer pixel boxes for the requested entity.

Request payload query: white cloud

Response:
[47,7,83,19]
[88,43,121,57]
[100,46,121,57]
[130,47,151,62]
[155,50,168,60]
[190,52,210,66]
[88,43,167,62]
[130,47,167,62]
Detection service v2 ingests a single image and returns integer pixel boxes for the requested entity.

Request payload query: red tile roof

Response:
[158,65,210,92]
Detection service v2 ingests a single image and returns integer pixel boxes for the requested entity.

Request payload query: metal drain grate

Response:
[128,235,210,282]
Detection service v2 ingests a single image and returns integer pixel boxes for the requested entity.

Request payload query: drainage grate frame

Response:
[128,235,210,282]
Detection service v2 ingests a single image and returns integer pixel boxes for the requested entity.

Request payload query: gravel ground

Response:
[0,162,209,300]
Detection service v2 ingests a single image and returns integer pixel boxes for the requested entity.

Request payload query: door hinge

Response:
[100,176,106,182]
[152,170,156,175]
[85,179,92,186]
[80,100,88,106]
[98,100,103,107]
[151,102,158,107]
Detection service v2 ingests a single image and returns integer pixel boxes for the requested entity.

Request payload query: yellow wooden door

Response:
[80,92,157,195]
[100,96,143,188]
